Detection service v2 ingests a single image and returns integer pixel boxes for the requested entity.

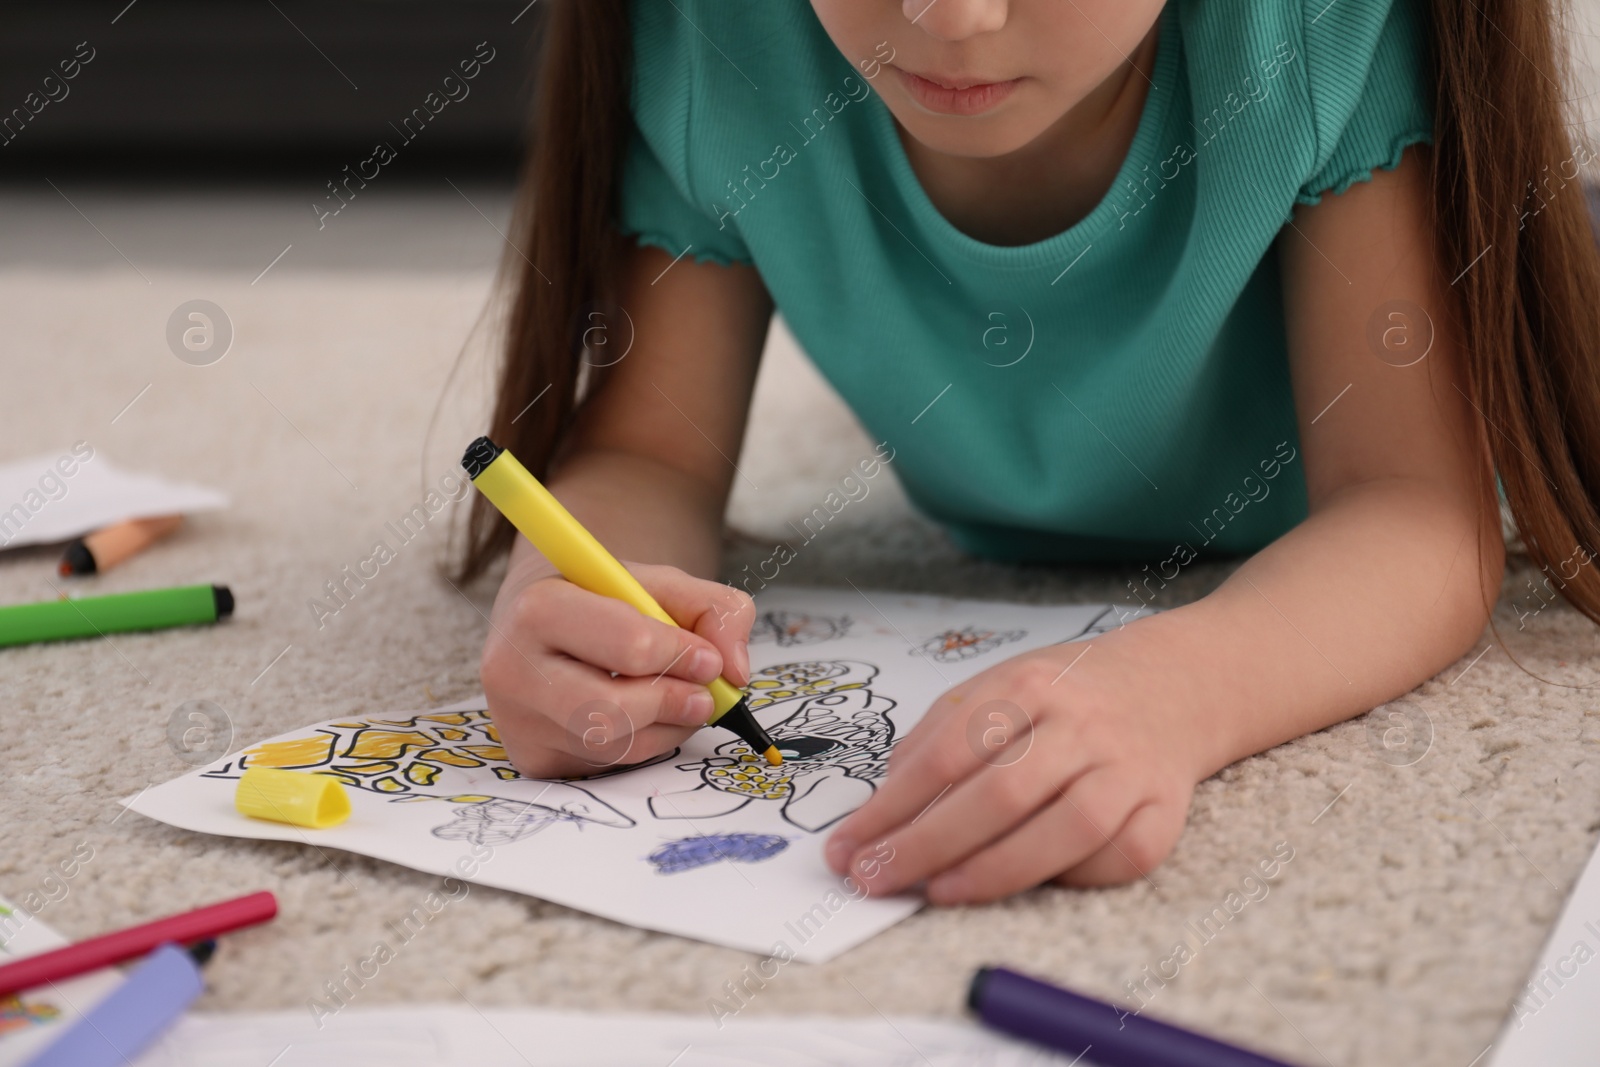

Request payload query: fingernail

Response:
[683,689,715,725]
[688,648,720,683]
[733,640,750,685]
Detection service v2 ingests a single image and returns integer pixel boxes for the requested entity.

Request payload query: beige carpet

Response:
[1,263,1597,1067]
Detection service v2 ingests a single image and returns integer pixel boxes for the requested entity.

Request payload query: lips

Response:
[894,67,1021,116]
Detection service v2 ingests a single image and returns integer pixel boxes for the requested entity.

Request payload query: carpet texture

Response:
[1,265,1597,1067]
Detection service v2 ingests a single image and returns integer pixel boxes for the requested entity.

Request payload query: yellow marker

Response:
[235,767,351,829]
[462,436,782,766]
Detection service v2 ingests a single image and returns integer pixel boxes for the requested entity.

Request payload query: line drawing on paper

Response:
[749,610,852,647]
[199,710,635,845]
[431,793,633,846]
[911,626,1027,663]
[1068,604,1126,640]
[649,660,897,832]
[646,832,789,874]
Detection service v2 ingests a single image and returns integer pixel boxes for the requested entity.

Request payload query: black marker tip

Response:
[461,436,503,479]
[967,966,993,1012]
[716,696,782,766]
[60,540,96,576]
[187,938,218,967]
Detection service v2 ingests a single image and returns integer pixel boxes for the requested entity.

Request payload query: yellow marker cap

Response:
[235,767,351,829]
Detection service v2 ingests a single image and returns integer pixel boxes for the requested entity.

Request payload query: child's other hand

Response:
[824,641,1198,901]
[480,557,754,778]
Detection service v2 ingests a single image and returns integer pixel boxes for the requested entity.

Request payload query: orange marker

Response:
[59,514,183,576]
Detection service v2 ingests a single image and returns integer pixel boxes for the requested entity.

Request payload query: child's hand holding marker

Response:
[482,548,755,777]
[466,439,775,778]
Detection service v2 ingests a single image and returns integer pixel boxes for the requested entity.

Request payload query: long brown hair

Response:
[458,0,1600,628]
[456,0,631,582]
[1432,0,1600,622]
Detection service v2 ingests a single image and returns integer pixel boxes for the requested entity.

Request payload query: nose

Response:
[902,0,1008,40]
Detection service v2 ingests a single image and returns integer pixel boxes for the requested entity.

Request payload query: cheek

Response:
[1018,2,1161,105]
[809,0,894,66]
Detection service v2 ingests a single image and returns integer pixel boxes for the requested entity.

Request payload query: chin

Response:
[889,110,1056,159]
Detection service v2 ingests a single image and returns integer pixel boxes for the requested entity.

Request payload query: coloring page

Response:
[0,894,124,1067]
[126,591,1141,960]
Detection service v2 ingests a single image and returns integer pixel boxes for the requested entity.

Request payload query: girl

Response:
[457,0,1600,903]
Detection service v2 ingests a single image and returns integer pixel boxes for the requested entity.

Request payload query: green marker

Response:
[0,583,233,648]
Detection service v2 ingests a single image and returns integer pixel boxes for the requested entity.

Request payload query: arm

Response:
[482,241,775,776]
[522,241,773,577]
[1172,146,1504,773]
[826,147,1505,900]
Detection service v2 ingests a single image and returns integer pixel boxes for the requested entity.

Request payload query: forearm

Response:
[494,248,766,588]
[1091,477,1503,781]
[505,445,728,582]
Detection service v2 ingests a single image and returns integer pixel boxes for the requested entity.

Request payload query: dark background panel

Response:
[0,1,541,175]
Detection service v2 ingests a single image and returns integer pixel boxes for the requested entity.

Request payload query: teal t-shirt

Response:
[620,0,1433,562]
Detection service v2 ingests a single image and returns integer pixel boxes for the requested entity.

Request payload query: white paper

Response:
[0,449,228,550]
[1487,831,1600,1065]
[0,895,125,1067]
[127,590,1141,961]
[132,1005,1070,1066]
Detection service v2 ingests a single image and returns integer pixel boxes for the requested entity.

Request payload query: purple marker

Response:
[968,966,1303,1067]
[25,943,203,1067]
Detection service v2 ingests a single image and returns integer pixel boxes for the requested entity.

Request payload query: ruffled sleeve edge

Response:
[620,227,754,268]
[1293,129,1432,206]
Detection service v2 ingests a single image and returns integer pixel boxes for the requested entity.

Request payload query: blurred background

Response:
[0,0,533,272]
[0,0,898,542]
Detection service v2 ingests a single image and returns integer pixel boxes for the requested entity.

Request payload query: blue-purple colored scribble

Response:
[647,833,789,874]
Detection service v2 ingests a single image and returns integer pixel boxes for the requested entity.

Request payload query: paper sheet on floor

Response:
[0,447,227,550]
[0,893,124,1067]
[125,590,1141,961]
[132,1005,1068,1066]
[1487,826,1600,1066]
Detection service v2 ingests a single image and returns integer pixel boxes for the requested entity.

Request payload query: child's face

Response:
[811,0,1165,158]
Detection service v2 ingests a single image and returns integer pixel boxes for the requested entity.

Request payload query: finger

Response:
[519,579,723,685]
[883,685,975,769]
[485,656,706,772]
[824,708,987,874]
[486,659,694,758]
[924,770,1139,905]
[632,563,756,685]
[841,728,1087,897]
[536,651,718,730]
[1054,802,1186,888]
[826,688,1035,873]
[605,667,724,728]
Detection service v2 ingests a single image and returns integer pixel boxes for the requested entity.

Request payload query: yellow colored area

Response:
[405,763,442,786]
[346,729,435,760]
[246,734,334,768]
[239,709,526,814]
[423,748,489,768]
